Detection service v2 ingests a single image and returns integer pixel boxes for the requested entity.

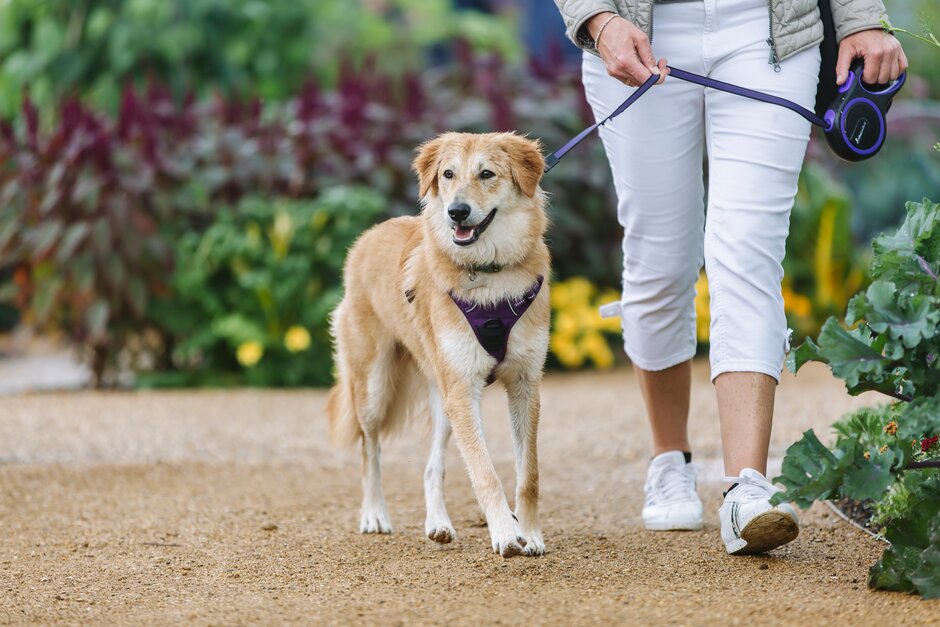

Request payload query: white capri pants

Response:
[582,0,821,383]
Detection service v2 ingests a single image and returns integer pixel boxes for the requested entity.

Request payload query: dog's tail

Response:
[327,349,427,448]
[383,352,427,439]
[327,378,362,448]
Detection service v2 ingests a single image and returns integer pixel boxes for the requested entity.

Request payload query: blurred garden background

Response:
[0,0,938,389]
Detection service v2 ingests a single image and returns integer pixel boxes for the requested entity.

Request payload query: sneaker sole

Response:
[644,519,704,531]
[728,510,799,555]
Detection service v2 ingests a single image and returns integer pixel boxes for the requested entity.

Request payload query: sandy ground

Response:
[1,360,937,625]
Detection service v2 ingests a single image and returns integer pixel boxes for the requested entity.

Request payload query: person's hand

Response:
[586,12,668,87]
[836,29,908,86]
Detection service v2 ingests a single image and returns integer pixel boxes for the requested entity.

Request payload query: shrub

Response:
[142,190,382,387]
[776,198,940,599]
[0,0,521,120]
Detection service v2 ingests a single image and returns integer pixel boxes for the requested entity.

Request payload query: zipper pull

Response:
[766,38,781,72]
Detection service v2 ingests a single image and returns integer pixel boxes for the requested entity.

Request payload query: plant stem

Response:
[878,388,913,402]
[907,460,940,469]
[882,20,940,49]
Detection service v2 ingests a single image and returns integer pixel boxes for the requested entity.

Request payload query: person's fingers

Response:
[835,43,855,85]
[656,58,669,85]
[899,47,909,74]
[862,47,883,84]
[635,34,658,73]
[877,47,894,85]
[618,48,652,86]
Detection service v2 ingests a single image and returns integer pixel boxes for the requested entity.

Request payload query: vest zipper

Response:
[766,0,781,71]
[649,1,655,44]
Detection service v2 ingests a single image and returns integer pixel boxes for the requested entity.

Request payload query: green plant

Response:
[775,198,940,598]
[0,0,520,120]
[143,189,383,387]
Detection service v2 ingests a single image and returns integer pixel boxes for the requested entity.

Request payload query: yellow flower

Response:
[879,445,889,454]
[555,310,579,336]
[884,421,898,436]
[782,285,812,318]
[863,450,871,460]
[564,277,595,305]
[284,325,312,352]
[236,341,264,367]
[582,332,614,369]
[694,271,710,343]
[550,282,571,310]
[551,333,584,368]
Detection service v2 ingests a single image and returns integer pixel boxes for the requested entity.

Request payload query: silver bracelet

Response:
[593,13,619,51]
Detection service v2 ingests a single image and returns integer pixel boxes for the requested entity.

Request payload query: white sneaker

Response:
[719,468,799,555]
[642,450,703,531]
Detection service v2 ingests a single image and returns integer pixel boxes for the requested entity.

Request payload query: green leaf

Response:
[785,335,825,373]
[910,516,940,599]
[772,430,845,509]
[816,318,888,389]
[898,396,940,441]
[861,281,938,348]
[842,448,896,501]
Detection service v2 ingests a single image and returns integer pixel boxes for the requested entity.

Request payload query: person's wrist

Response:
[586,11,617,43]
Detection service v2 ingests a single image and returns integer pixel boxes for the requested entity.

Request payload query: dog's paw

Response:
[359,506,393,534]
[489,520,527,558]
[521,530,545,556]
[425,523,457,544]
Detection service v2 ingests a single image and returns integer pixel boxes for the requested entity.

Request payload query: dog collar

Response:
[465,262,503,283]
[449,276,544,379]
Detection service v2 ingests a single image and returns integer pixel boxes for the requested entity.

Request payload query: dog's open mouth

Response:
[452,208,497,246]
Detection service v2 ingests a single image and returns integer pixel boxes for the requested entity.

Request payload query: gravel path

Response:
[1,361,936,625]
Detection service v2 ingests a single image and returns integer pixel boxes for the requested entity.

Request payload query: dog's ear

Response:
[504,134,545,198]
[413,135,446,199]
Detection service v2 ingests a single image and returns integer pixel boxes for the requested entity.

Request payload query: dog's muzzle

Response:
[450,207,498,246]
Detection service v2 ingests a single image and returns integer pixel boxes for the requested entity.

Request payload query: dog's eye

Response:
[480,170,494,180]
[443,170,454,179]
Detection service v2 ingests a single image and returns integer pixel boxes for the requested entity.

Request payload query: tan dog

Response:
[327,132,551,557]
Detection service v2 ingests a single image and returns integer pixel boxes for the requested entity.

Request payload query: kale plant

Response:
[775,198,940,598]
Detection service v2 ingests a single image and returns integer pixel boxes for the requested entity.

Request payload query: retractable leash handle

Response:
[544,61,905,171]
[823,59,906,161]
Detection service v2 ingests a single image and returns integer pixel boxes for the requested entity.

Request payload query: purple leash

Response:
[544,65,826,173]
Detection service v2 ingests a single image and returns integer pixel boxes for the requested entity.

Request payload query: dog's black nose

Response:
[448,203,471,223]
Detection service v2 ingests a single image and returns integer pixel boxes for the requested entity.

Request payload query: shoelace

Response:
[649,463,699,505]
[722,471,777,501]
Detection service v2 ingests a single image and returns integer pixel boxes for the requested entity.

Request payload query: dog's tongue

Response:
[454,225,475,240]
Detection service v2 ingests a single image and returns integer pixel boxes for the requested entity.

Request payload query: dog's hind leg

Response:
[424,382,456,544]
[356,341,396,534]
[506,376,545,555]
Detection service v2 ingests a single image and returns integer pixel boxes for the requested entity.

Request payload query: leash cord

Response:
[544,65,826,173]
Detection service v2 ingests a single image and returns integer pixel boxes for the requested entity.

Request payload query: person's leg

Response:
[636,361,692,457]
[580,0,707,531]
[714,371,775,476]
[702,0,820,553]
[580,0,705,451]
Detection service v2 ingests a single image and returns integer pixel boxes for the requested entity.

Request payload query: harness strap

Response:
[449,276,544,376]
[544,65,825,173]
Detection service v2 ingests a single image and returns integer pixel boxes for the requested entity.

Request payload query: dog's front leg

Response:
[506,375,544,555]
[424,382,456,544]
[441,377,526,557]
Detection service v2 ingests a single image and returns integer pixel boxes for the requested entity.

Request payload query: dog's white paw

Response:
[360,506,393,534]
[425,521,457,544]
[521,530,545,556]
[489,519,527,558]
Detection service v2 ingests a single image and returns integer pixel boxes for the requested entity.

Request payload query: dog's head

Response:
[413,132,547,266]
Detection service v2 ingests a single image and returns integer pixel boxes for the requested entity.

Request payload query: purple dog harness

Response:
[449,275,544,375]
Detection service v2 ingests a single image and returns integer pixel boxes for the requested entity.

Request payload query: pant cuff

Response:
[710,359,783,384]
[623,339,697,372]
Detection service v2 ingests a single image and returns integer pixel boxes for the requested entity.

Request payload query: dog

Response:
[326,132,551,557]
